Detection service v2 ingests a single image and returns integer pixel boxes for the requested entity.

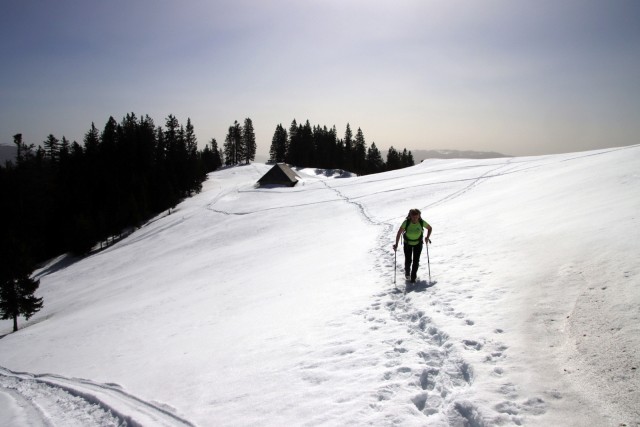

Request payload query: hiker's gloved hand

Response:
[425,238,431,244]
[392,244,397,251]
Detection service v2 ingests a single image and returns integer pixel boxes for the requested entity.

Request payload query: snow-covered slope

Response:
[1,146,639,426]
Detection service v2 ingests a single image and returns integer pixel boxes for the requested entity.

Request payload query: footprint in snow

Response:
[492,367,505,377]
[419,368,439,390]
[495,397,547,417]
[462,339,484,351]
[498,382,518,399]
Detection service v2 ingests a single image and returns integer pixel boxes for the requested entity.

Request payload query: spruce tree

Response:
[325,125,338,169]
[184,118,201,194]
[269,124,287,163]
[386,146,401,171]
[205,138,223,170]
[401,149,415,167]
[223,123,236,166]
[185,118,197,156]
[0,274,43,332]
[285,119,299,165]
[83,123,100,158]
[13,133,23,164]
[353,127,367,175]
[312,125,330,168]
[164,114,181,180]
[366,142,384,174]
[335,137,344,170]
[242,118,256,164]
[59,137,70,161]
[0,243,43,332]
[298,120,313,167]
[343,123,353,171]
[222,121,243,165]
[43,134,60,162]
[233,121,242,164]
[155,125,166,163]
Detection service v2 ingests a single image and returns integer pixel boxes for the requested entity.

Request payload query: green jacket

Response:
[402,219,429,246]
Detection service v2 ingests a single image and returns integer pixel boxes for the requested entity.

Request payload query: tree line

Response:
[269,120,414,175]
[0,113,226,330]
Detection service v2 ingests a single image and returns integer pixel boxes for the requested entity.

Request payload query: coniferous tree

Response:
[366,142,384,174]
[285,119,299,165]
[101,116,121,238]
[84,123,100,157]
[164,114,181,175]
[233,121,242,164]
[298,120,313,167]
[184,118,202,194]
[269,124,287,162]
[401,148,415,168]
[217,146,224,166]
[164,114,186,202]
[386,146,402,171]
[223,125,234,166]
[223,120,242,165]
[325,125,338,169]
[0,238,43,332]
[185,118,197,157]
[343,123,354,171]
[59,137,70,161]
[242,118,256,164]
[0,273,43,332]
[353,127,367,175]
[43,134,60,162]
[154,125,166,164]
[202,138,223,171]
[312,125,329,168]
[234,122,243,164]
[13,133,25,164]
[101,116,119,158]
[335,136,344,170]
[70,124,100,252]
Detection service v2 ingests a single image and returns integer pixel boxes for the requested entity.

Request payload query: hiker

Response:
[393,208,432,283]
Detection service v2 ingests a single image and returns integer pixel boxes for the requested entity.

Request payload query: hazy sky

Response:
[1,0,639,157]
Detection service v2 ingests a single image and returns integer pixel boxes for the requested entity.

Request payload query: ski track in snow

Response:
[0,367,194,427]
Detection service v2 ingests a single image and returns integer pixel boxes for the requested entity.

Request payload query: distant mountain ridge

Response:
[411,149,508,162]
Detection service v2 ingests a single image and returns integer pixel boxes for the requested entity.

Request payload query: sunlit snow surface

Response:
[2,146,639,426]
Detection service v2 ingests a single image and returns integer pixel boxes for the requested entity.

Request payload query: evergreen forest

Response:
[1,113,224,273]
[269,120,415,175]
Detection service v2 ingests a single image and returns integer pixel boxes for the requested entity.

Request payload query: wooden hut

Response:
[257,163,299,187]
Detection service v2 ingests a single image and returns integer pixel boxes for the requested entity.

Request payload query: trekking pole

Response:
[426,240,431,284]
[394,248,397,286]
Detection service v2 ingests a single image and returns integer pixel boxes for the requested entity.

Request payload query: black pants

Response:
[404,243,422,281]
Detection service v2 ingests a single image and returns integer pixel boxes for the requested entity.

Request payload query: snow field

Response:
[1,145,639,426]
